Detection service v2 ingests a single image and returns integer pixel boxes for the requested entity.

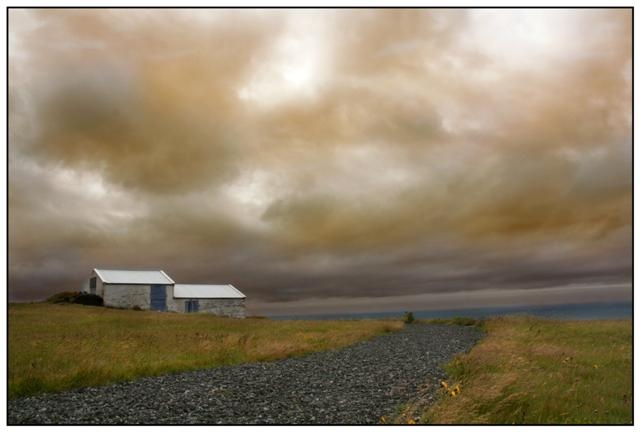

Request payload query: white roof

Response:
[94,269,175,285]
[173,284,246,299]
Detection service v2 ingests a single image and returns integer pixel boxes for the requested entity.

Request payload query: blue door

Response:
[150,285,166,311]
[186,300,199,313]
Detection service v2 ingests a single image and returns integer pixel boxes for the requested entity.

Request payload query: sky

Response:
[8,9,632,315]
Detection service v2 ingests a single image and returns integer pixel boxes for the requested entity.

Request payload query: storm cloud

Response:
[8,9,631,314]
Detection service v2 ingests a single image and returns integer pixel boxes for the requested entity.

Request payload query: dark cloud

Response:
[8,9,632,313]
[13,9,284,194]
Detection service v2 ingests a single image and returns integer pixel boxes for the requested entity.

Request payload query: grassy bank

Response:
[399,316,632,424]
[9,303,402,399]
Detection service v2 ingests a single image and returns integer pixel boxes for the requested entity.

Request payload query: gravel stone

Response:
[8,324,483,425]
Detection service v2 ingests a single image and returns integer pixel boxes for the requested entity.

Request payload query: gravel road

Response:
[9,323,483,425]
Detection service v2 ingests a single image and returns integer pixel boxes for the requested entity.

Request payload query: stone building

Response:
[85,269,246,318]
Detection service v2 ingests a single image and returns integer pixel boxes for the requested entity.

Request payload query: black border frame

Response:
[5,5,634,427]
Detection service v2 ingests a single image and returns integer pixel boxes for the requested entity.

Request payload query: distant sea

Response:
[271,301,632,321]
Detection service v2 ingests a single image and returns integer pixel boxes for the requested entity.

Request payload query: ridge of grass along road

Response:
[8,303,403,399]
[395,316,632,425]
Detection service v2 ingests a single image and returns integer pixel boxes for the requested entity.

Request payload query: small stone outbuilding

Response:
[85,268,246,318]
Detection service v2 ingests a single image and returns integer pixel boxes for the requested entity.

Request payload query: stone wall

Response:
[103,284,150,309]
[198,298,246,318]
[165,285,183,313]
[166,286,245,317]
[97,283,245,317]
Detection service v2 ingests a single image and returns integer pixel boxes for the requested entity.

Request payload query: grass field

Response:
[8,303,402,399]
[10,304,632,424]
[396,316,632,424]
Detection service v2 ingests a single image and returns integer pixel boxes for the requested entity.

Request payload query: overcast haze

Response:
[8,9,631,315]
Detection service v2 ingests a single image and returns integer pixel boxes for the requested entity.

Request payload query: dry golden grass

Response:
[9,303,402,398]
[416,316,631,424]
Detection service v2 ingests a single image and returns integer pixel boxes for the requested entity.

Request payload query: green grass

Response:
[401,316,632,424]
[9,303,403,399]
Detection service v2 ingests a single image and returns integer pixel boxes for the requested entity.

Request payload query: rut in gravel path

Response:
[8,324,483,425]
